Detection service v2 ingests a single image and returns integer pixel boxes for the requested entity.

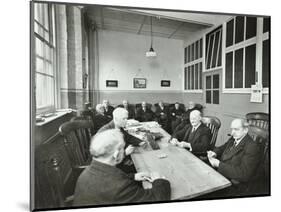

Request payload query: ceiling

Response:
[85,6,232,40]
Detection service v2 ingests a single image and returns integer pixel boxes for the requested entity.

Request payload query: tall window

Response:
[34,3,56,114]
[206,74,220,104]
[184,38,203,91]
[224,16,269,92]
[205,26,222,71]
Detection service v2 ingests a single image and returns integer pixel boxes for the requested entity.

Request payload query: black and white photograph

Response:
[29,0,271,211]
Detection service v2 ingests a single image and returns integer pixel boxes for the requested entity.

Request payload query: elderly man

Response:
[119,100,135,119]
[155,101,170,133]
[170,110,211,154]
[73,129,171,206]
[102,99,115,119]
[135,101,155,122]
[170,102,185,132]
[93,104,111,133]
[207,119,261,195]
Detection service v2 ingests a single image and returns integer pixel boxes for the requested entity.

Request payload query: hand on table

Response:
[134,172,151,181]
[178,141,192,151]
[170,138,179,146]
[208,157,220,168]
[207,150,217,158]
[125,145,135,155]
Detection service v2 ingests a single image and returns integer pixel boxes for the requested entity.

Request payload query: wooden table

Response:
[128,121,231,200]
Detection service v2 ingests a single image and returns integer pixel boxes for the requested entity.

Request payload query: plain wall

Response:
[93,30,184,105]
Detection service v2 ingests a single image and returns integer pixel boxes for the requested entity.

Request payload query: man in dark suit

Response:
[102,99,115,119]
[207,119,261,196]
[93,104,111,133]
[155,101,170,133]
[118,100,135,119]
[170,110,211,154]
[135,101,155,122]
[73,129,171,206]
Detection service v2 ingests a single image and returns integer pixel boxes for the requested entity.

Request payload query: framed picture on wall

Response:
[106,80,118,87]
[134,78,146,88]
[161,80,171,87]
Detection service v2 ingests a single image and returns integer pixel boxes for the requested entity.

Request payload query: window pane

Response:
[213,90,219,104]
[245,44,256,88]
[36,74,54,109]
[263,17,270,33]
[225,52,233,88]
[207,34,214,69]
[206,91,212,104]
[184,67,188,89]
[191,65,194,89]
[184,47,187,64]
[36,58,44,73]
[234,48,244,88]
[205,34,210,60]
[199,38,203,58]
[206,75,211,89]
[213,74,219,89]
[35,37,43,57]
[246,17,257,39]
[263,39,269,87]
[217,32,222,67]
[188,46,191,62]
[199,62,202,89]
[195,40,199,60]
[188,66,191,89]
[211,31,220,68]
[226,19,234,47]
[235,16,245,44]
[43,4,49,30]
[195,64,198,89]
[191,43,194,61]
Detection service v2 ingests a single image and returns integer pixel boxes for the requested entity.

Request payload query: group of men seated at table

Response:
[73,102,263,206]
[92,99,200,134]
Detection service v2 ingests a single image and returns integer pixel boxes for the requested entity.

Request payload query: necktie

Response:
[192,127,196,133]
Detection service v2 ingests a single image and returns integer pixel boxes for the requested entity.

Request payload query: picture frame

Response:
[134,78,146,88]
[161,80,171,87]
[106,80,118,87]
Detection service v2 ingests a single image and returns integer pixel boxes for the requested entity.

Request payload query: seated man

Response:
[135,101,155,122]
[94,104,111,133]
[98,107,145,172]
[73,129,171,206]
[170,110,211,154]
[170,102,185,132]
[119,100,135,119]
[207,119,261,196]
[155,101,170,133]
[102,99,115,119]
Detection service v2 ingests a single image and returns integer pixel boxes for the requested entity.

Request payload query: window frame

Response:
[183,38,203,93]
[34,3,58,115]
[222,16,269,94]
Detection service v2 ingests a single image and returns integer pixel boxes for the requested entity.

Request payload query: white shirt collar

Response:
[192,122,201,131]
[234,134,247,146]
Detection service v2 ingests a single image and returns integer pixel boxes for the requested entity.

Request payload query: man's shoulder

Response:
[98,121,115,132]
[199,123,211,134]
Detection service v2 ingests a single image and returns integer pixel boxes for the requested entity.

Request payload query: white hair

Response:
[90,129,124,158]
[113,107,128,119]
[95,104,104,113]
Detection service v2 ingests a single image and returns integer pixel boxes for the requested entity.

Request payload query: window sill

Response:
[35,109,73,126]
[222,88,269,94]
[183,90,203,93]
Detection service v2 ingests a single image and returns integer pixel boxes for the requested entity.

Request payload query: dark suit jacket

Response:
[170,107,184,121]
[104,105,115,119]
[98,121,142,147]
[94,113,111,133]
[172,123,190,141]
[214,134,261,183]
[118,105,135,119]
[135,107,155,122]
[182,123,211,153]
[73,160,171,206]
[155,106,170,131]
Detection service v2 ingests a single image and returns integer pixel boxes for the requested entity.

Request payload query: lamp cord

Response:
[150,16,153,48]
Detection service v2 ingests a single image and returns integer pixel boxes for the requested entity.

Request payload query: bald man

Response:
[93,104,111,132]
[207,119,261,185]
[73,129,171,206]
[102,99,115,119]
[170,110,211,153]
[135,101,155,122]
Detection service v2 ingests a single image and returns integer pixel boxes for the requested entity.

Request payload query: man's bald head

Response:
[190,110,202,127]
[113,107,128,128]
[230,118,249,140]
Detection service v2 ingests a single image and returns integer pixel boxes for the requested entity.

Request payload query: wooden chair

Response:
[34,137,85,209]
[201,116,221,150]
[246,112,269,130]
[71,116,96,134]
[59,120,93,168]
